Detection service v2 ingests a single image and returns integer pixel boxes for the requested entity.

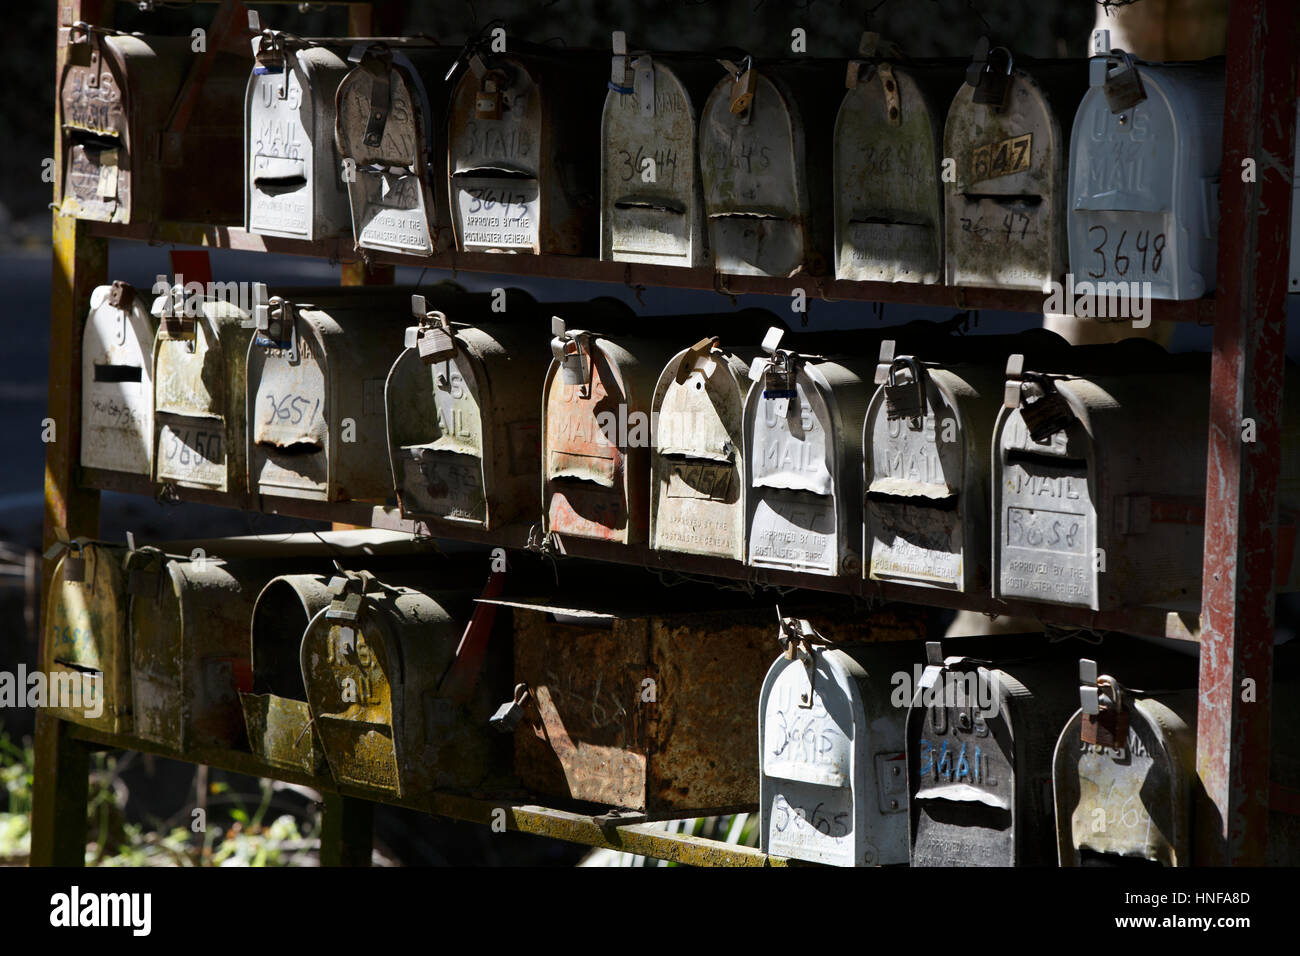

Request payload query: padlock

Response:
[1078,661,1130,749]
[883,357,926,426]
[417,315,455,364]
[1102,49,1146,114]
[1019,376,1076,443]
[489,683,531,733]
[550,317,591,388]
[970,41,1014,109]
[63,543,86,583]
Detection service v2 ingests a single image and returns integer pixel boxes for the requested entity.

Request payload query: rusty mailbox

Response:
[834,41,962,283]
[863,340,1002,592]
[543,313,677,544]
[699,58,839,277]
[335,43,459,256]
[907,641,1078,866]
[59,25,248,223]
[745,327,873,576]
[759,617,919,866]
[42,539,131,733]
[600,34,715,266]
[447,39,606,254]
[385,292,548,529]
[1068,36,1224,300]
[944,40,1088,290]
[245,30,351,239]
[301,570,510,799]
[81,281,157,477]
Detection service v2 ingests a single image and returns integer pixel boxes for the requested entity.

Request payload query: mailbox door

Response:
[835,64,948,283]
[601,60,705,266]
[81,285,157,475]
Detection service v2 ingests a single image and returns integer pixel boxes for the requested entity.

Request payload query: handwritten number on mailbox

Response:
[1088,225,1166,279]
[264,393,322,428]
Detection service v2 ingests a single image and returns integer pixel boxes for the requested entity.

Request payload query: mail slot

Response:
[600,35,715,266]
[245,31,351,239]
[745,327,872,576]
[246,288,416,502]
[81,281,157,476]
[447,40,606,254]
[300,570,509,798]
[759,618,919,866]
[386,292,548,528]
[59,26,247,223]
[42,540,131,733]
[944,41,1088,290]
[335,44,459,256]
[908,641,1078,866]
[1069,38,1224,299]
[835,50,962,282]
[863,341,1002,592]
[699,59,839,276]
[543,317,679,543]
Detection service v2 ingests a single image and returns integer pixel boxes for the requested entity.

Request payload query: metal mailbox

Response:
[385,293,548,528]
[245,31,351,239]
[59,26,247,223]
[944,41,1088,291]
[907,642,1077,866]
[745,327,872,576]
[301,570,509,799]
[543,317,678,544]
[600,34,714,266]
[1068,38,1224,300]
[699,59,838,277]
[863,340,1002,592]
[759,618,919,866]
[835,48,960,283]
[81,281,157,476]
[335,43,459,256]
[447,40,606,255]
[42,540,131,733]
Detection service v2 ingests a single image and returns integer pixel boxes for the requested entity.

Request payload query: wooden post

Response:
[319,794,375,866]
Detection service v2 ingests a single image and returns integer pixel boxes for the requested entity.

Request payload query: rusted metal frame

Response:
[1196,0,1298,865]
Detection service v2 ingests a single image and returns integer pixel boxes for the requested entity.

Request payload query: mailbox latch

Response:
[551,316,594,397]
[777,611,830,710]
[408,294,456,363]
[1079,658,1129,754]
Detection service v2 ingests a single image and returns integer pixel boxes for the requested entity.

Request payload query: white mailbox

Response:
[81,281,157,476]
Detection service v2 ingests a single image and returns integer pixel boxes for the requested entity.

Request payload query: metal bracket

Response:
[361,45,395,148]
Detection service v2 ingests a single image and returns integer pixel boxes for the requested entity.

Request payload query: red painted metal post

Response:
[1197,0,1298,865]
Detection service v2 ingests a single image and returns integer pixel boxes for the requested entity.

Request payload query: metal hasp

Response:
[745,327,874,576]
[386,291,548,528]
[151,278,254,494]
[81,281,157,476]
[42,539,131,734]
[943,39,1089,291]
[58,24,249,224]
[542,314,678,544]
[600,33,715,266]
[759,616,919,866]
[335,44,460,256]
[447,37,607,255]
[907,641,1079,866]
[300,570,511,799]
[1069,36,1225,300]
[835,38,961,283]
[699,57,840,277]
[863,340,1001,592]
[244,29,352,239]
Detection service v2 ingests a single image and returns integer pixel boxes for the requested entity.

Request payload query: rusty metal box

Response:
[59,27,248,223]
[81,281,157,477]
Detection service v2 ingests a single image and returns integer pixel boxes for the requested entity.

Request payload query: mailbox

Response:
[699,59,839,277]
[385,292,548,529]
[1069,40,1224,299]
[300,570,510,798]
[246,288,415,502]
[81,281,157,476]
[863,341,1002,592]
[335,44,459,256]
[907,641,1077,866]
[245,31,351,239]
[543,316,678,544]
[745,327,873,576]
[600,34,715,266]
[42,540,131,733]
[759,617,919,866]
[58,26,247,223]
[447,40,606,255]
[944,41,1088,291]
[835,48,961,282]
